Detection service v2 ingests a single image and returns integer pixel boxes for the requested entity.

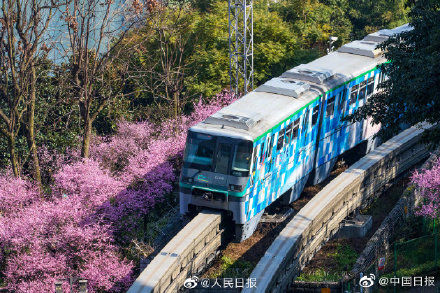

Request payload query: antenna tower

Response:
[228,0,253,96]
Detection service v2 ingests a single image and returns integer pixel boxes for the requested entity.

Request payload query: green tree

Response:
[58,0,145,158]
[122,4,198,121]
[186,0,318,98]
[0,0,59,184]
[346,0,409,39]
[274,0,352,48]
[34,61,82,152]
[347,0,440,143]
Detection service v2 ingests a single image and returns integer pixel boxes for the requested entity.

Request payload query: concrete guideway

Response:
[127,210,223,293]
[244,124,432,293]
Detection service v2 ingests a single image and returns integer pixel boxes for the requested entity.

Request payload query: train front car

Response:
[179,119,257,241]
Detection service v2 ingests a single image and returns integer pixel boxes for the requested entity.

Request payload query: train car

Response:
[179,24,412,241]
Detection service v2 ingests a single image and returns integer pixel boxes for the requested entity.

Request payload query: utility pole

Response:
[228,0,253,96]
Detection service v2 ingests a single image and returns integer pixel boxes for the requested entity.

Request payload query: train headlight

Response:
[229,184,243,192]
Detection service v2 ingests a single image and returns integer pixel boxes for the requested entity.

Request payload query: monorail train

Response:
[179,24,411,241]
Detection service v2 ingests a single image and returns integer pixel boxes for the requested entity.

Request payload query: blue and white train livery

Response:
[179,24,411,241]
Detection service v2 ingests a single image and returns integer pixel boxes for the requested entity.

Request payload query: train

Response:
[179,23,411,241]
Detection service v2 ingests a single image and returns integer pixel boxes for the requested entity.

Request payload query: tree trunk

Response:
[26,64,42,187]
[7,134,20,177]
[173,91,179,119]
[81,114,92,158]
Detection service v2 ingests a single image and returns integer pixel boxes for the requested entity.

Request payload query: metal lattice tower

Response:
[228,0,253,96]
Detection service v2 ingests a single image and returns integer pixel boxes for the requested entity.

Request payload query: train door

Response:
[362,74,381,141]
[347,80,364,148]
[266,135,274,173]
[302,108,310,145]
[261,134,274,202]
[335,87,348,155]
[299,108,310,174]
[249,144,258,187]
[259,134,274,178]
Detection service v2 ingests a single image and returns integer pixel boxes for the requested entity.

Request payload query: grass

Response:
[297,243,359,282]
[208,256,254,279]
[331,244,359,271]
[297,268,341,282]
[383,261,439,279]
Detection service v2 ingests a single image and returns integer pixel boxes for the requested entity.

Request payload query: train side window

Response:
[326,96,335,117]
[260,142,265,163]
[312,105,319,126]
[292,118,300,139]
[267,135,273,159]
[338,90,346,111]
[358,81,367,101]
[251,147,258,173]
[277,129,284,151]
[285,123,293,144]
[261,138,267,163]
[366,77,375,96]
[349,84,359,105]
[378,72,388,84]
[302,109,309,132]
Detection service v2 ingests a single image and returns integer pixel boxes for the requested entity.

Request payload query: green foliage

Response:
[388,233,439,278]
[115,4,199,122]
[346,0,409,39]
[383,260,437,278]
[186,0,310,97]
[347,0,440,144]
[381,215,439,278]
[332,244,359,271]
[34,62,82,151]
[298,243,358,282]
[274,0,409,48]
[115,0,322,120]
[0,58,81,171]
[274,0,352,48]
[297,268,341,282]
[93,97,132,135]
[210,255,254,278]
[101,0,410,124]
[184,0,229,97]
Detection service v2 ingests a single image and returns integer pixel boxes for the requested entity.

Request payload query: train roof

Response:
[190,23,412,142]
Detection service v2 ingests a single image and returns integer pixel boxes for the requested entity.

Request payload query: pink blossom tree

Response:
[0,91,236,292]
[411,157,440,220]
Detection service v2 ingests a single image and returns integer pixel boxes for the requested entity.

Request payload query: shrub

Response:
[411,157,440,219]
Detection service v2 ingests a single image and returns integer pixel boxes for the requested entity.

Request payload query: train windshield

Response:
[231,141,252,177]
[184,132,216,171]
[183,131,253,176]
